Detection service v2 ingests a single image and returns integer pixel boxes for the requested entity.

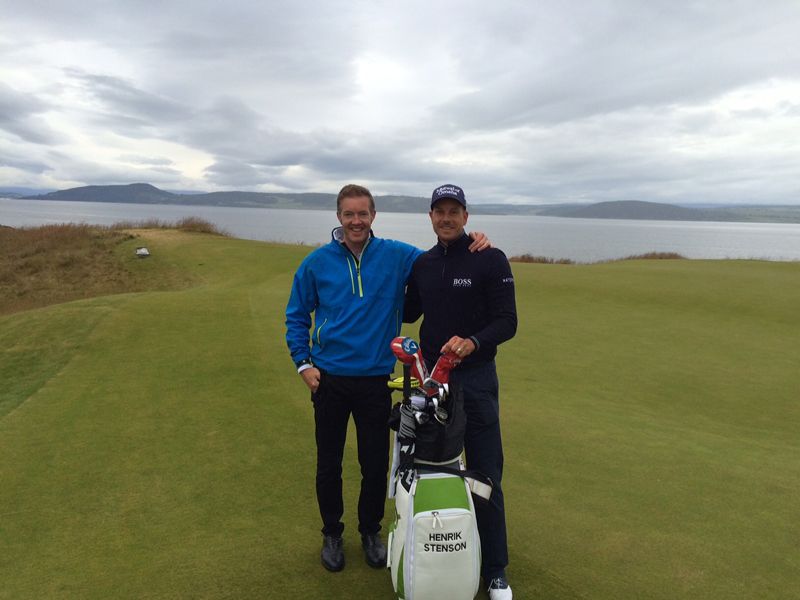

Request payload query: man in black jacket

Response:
[403,184,517,600]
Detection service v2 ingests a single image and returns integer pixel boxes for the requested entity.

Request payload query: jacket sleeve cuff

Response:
[295,358,312,373]
[469,336,481,351]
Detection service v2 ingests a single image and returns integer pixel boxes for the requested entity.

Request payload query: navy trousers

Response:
[312,371,391,538]
[449,360,509,581]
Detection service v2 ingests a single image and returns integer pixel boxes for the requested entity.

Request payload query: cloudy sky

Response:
[1,1,799,205]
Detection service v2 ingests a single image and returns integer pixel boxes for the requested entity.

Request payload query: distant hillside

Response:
[23,183,431,212]
[28,183,178,204]
[468,203,585,215]
[541,200,714,221]
[17,183,800,223]
[1,186,56,198]
[15,184,605,216]
[541,200,800,223]
[708,205,800,224]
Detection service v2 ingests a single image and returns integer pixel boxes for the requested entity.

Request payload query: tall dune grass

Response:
[510,251,685,264]
[0,219,218,314]
[110,216,229,235]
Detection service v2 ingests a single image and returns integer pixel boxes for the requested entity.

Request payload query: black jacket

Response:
[403,233,517,368]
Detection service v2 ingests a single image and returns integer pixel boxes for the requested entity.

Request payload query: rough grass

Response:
[111,216,230,236]
[510,251,685,264]
[0,220,220,315]
[1,234,799,599]
[510,254,575,264]
[0,224,137,315]
[616,251,685,260]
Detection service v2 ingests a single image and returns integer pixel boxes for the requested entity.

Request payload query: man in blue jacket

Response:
[285,184,488,572]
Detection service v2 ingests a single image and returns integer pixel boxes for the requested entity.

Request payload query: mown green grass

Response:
[1,232,798,599]
[504,259,800,599]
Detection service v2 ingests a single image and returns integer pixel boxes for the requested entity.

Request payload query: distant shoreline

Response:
[3,196,800,262]
[5,186,800,224]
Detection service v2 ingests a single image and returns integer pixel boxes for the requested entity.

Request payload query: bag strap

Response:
[418,465,493,504]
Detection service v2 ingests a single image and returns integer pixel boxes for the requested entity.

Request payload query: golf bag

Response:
[386,337,492,600]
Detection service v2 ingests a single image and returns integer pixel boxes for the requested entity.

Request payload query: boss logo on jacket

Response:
[403,232,518,367]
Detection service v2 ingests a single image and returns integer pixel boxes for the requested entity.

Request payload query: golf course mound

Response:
[0,220,227,315]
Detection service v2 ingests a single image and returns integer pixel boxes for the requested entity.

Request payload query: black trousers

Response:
[449,360,509,581]
[312,371,391,538]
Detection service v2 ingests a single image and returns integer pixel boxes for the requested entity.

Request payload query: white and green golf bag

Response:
[386,339,492,600]
[388,462,483,600]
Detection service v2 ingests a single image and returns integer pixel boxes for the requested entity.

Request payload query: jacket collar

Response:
[331,226,375,244]
[331,226,374,258]
[435,232,471,254]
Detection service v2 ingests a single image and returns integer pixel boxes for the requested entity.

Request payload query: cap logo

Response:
[435,185,461,199]
[431,184,466,208]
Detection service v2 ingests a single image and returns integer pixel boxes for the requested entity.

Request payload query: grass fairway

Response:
[1,231,799,599]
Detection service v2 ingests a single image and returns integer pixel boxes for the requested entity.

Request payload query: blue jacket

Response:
[285,228,422,376]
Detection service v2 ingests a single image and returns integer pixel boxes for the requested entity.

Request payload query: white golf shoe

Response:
[488,577,513,600]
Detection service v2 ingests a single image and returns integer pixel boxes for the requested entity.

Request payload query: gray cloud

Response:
[44,150,185,187]
[118,155,175,166]
[67,70,191,128]
[0,83,65,144]
[1,1,799,204]
[0,150,51,174]
[433,2,800,130]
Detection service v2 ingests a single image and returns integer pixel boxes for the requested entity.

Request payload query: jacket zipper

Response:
[356,261,363,297]
[345,245,367,298]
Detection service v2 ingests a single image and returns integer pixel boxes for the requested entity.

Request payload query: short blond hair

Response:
[336,184,375,213]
